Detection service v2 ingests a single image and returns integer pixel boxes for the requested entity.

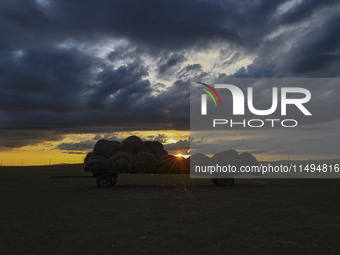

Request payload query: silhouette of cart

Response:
[84,167,235,188]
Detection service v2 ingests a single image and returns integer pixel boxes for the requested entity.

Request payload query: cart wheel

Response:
[96,174,113,188]
[211,178,219,186]
[218,178,235,187]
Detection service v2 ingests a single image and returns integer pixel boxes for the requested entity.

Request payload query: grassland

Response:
[0,164,340,254]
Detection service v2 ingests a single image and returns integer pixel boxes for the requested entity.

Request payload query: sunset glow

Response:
[0,130,189,166]
[175,153,190,159]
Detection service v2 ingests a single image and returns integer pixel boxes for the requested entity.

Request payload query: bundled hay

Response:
[160,155,176,172]
[239,152,261,176]
[160,155,189,173]
[84,152,95,164]
[239,152,259,166]
[93,139,121,158]
[133,152,159,172]
[189,153,211,166]
[93,139,108,155]
[179,156,190,173]
[144,141,168,159]
[211,150,240,167]
[108,153,133,172]
[144,141,163,150]
[102,141,121,157]
[85,155,109,169]
[120,136,147,155]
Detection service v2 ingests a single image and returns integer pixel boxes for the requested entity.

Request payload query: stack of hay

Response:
[159,154,190,174]
[190,150,259,175]
[85,135,172,173]
[85,135,259,175]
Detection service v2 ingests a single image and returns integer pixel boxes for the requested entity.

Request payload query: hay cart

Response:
[84,166,235,188]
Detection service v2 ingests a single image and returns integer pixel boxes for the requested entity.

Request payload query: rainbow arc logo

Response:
[196,82,223,107]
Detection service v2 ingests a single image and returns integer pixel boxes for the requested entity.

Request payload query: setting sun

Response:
[175,153,190,159]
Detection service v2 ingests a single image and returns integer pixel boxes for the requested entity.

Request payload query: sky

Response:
[0,0,340,165]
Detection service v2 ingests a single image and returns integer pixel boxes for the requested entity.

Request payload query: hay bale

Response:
[179,156,190,173]
[189,153,211,166]
[93,139,108,156]
[160,155,189,173]
[85,155,109,169]
[211,150,240,167]
[239,152,259,166]
[144,141,168,159]
[160,155,176,172]
[144,141,164,150]
[94,139,120,158]
[120,136,147,155]
[108,153,133,172]
[158,149,169,157]
[102,141,121,157]
[239,152,261,176]
[133,152,159,172]
[84,152,95,164]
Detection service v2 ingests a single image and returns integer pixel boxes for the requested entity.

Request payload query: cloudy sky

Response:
[0,0,339,165]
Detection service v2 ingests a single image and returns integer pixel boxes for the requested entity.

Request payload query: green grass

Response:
[0,165,340,254]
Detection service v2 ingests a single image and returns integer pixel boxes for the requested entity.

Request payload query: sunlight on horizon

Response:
[175,153,190,159]
[0,130,189,166]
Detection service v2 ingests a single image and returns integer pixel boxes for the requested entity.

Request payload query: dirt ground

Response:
[1,165,339,254]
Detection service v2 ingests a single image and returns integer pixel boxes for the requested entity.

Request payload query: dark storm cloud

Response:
[177,64,207,80]
[0,48,97,113]
[56,140,96,152]
[0,0,243,51]
[165,139,190,152]
[0,130,63,149]
[1,0,340,149]
[145,134,168,143]
[158,53,187,76]
[278,0,340,25]
[0,43,191,149]
[231,0,340,77]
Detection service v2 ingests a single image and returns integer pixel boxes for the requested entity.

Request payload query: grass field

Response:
[1,165,340,255]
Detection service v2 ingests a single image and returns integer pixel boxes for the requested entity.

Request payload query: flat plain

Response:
[1,165,339,255]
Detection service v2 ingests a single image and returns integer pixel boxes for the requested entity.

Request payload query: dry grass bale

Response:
[120,136,147,155]
[93,139,109,157]
[108,153,133,172]
[160,155,189,173]
[102,141,121,157]
[160,155,176,173]
[93,139,108,155]
[211,150,240,167]
[239,152,261,176]
[189,153,211,166]
[158,149,168,157]
[133,152,159,172]
[144,141,163,149]
[94,139,121,158]
[239,152,259,166]
[85,155,109,169]
[185,157,190,167]
[84,152,95,164]
[144,141,168,159]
